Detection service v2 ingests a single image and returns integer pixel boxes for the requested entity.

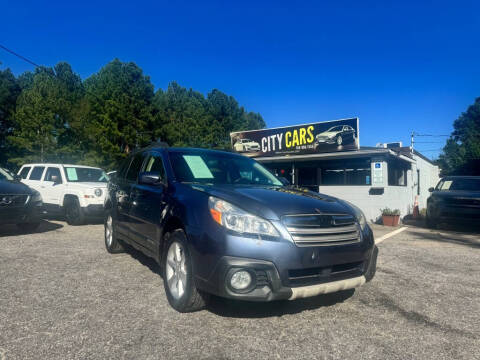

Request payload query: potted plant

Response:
[381,207,401,226]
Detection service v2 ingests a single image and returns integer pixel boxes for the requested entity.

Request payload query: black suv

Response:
[426,176,480,227]
[0,167,43,231]
[105,146,377,312]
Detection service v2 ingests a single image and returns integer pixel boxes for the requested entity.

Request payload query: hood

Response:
[67,182,108,189]
[317,131,338,138]
[0,180,35,195]
[185,184,353,220]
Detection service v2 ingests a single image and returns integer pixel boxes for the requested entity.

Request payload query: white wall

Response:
[318,153,439,222]
[319,185,413,223]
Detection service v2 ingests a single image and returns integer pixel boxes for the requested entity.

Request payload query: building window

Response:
[320,158,371,186]
[388,160,409,186]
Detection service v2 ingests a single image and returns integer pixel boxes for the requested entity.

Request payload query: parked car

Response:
[233,138,261,152]
[18,163,108,225]
[0,167,43,231]
[104,145,377,312]
[426,176,480,228]
[315,125,356,146]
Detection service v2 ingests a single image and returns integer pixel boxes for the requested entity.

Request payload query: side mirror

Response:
[139,171,162,186]
[428,187,434,192]
[51,175,61,184]
[278,176,290,186]
[14,174,22,181]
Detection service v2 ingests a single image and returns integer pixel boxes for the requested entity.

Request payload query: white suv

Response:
[17,163,108,225]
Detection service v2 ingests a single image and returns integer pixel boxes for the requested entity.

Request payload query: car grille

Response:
[288,261,364,287]
[282,213,360,247]
[0,194,29,208]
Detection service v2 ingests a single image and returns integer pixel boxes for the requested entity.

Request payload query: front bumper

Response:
[316,137,336,144]
[191,225,377,301]
[83,204,104,218]
[0,200,43,225]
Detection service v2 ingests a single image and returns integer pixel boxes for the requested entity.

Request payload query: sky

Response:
[2,0,479,159]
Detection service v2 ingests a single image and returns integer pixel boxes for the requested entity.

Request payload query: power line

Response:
[413,133,449,137]
[0,44,40,67]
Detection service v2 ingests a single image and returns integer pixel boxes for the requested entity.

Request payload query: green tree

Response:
[154,83,266,150]
[82,59,155,168]
[8,63,84,166]
[438,97,480,175]
[0,67,21,166]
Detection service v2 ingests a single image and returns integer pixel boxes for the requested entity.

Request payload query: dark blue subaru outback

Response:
[104,145,377,312]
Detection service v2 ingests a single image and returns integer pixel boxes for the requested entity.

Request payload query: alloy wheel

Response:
[166,241,187,300]
[105,215,113,247]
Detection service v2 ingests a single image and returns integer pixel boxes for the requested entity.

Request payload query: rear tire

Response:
[162,229,209,312]
[104,211,124,253]
[425,213,436,229]
[336,136,343,146]
[65,197,85,226]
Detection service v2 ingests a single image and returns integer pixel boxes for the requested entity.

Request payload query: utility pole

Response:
[410,131,415,152]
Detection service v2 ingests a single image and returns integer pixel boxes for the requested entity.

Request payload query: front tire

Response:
[162,229,209,312]
[65,197,85,225]
[104,211,124,253]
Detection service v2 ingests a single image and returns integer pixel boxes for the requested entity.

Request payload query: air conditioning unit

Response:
[376,142,402,148]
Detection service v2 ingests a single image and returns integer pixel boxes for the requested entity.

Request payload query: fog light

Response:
[230,270,252,290]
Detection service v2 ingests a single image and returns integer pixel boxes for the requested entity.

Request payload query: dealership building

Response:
[231,118,440,222]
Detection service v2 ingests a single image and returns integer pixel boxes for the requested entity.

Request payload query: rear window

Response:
[19,167,31,179]
[29,166,45,180]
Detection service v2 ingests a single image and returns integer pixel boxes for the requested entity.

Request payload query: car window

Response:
[64,167,108,182]
[29,166,45,180]
[144,154,166,182]
[45,167,62,183]
[169,151,282,186]
[19,166,31,179]
[0,167,14,181]
[126,153,144,182]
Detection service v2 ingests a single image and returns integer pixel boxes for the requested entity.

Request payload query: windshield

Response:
[169,151,282,186]
[64,167,108,183]
[437,178,480,191]
[0,167,14,181]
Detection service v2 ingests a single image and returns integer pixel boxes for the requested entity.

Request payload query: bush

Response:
[381,207,400,216]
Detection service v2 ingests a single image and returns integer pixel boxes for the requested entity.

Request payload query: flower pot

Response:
[382,215,400,226]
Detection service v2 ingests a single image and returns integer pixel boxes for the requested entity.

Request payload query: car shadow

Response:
[410,229,480,249]
[121,241,162,276]
[403,218,480,236]
[0,220,63,237]
[207,289,355,318]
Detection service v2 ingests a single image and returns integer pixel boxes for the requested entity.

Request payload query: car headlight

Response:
[30,190,42,203]
[94,188,103,197]
[208,196,279,237]
[341,200,367,230]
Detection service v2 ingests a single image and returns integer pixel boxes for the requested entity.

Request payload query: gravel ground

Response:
[0,220,479,360]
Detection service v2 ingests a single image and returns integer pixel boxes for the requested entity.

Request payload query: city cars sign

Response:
[230,118,359,157]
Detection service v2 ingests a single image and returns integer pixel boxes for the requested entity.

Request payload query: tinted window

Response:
[29,166,45,180]
[0,167,14,181]
[45,167,62,183]
[144,154,166,181]
[117,158,131,179]
[19,167,31,179]
[126,153,144,182]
